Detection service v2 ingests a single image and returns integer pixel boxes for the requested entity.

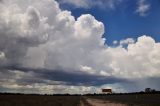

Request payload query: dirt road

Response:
[81,97,128,106]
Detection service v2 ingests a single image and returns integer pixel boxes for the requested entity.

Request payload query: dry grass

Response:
[1,93,160,106]
[0,94,81,106]
[87,94,160,106]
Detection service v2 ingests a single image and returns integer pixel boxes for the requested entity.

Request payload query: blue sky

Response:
[58,0,160,45]
[0,0,160,94]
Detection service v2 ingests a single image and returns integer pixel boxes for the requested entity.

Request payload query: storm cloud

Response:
[0,0,160,93]
[2,66,128,86]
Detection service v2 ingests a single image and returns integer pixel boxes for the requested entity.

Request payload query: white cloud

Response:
[57,0,89,8]
[0,0,51,66]
[136,0,150,17]
[106,36,160,78]
[57,0,122,9]
[0,51,5,59]
[120,38,135,46]
[0,0,160,94]
[1,82,99,94]
[113,40,118,45]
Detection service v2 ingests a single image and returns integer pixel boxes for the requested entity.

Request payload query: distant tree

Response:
[151,89,156,92]
[145,88,151,92]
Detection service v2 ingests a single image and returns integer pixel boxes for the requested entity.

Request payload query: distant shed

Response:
[102,89,112,94]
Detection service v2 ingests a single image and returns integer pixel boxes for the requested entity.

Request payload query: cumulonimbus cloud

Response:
[0,0,160,93]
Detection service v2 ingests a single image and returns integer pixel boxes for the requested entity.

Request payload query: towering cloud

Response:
[0,0,159,94]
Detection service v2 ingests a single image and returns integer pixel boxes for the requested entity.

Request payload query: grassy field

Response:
[0,94,81,106]
[87,94,160,106]
[0,93,160,106]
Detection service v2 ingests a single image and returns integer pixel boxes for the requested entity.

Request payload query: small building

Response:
[102,89,112,94]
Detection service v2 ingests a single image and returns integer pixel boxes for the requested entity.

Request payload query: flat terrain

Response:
[0,93,160,106]
[0,94,81,106]
[85,98,127,106]
[87,94,160,106]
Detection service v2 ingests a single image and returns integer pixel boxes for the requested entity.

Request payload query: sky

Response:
[58,0,160,45]
[0,0,160,94]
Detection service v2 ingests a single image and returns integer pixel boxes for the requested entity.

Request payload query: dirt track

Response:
[81,98,128,106]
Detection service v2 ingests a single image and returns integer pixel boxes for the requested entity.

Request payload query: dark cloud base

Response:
[2,65,128,86]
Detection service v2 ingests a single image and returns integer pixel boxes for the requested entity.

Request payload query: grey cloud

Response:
[119,77,160,92]
[0,2,49,66]
[1,65,160,93]
[2,66,128,86]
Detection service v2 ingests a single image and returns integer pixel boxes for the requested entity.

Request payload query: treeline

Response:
[0,92,82,96]
[0,91,160,96]
[84,91,160,96]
